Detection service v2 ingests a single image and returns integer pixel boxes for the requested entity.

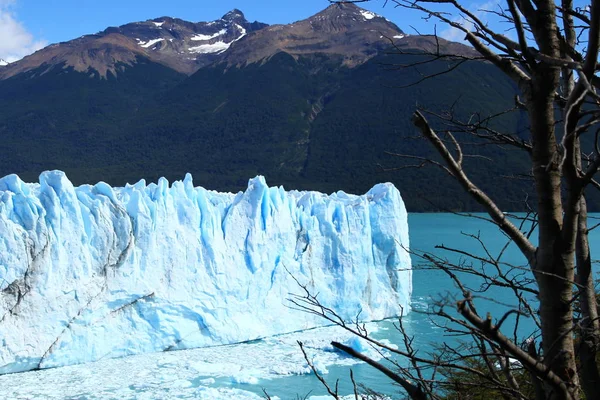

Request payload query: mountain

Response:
[0,3,580,211]
[0,59,7,66]
[0,9,267,79]
[0,3,413,80]
[0,171,410,373]
[220,3,405,67]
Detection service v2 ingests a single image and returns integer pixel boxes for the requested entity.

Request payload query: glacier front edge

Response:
[0,171,411,374]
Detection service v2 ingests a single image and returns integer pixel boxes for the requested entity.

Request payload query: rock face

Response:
[0,171,411,374]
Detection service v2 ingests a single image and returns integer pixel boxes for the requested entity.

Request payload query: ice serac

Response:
[0,171,411,374]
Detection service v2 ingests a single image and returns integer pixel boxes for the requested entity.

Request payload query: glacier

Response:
[0,171,411,374]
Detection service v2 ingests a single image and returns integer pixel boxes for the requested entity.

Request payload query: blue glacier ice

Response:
[0,171,411,374]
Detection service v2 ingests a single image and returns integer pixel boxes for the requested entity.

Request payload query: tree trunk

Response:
[528,75,578,400]
[576,197,600,399]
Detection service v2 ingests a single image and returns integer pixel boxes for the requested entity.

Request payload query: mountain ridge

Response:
[0,3,431,79]
[218,2,406,67]
[0,9,267,78]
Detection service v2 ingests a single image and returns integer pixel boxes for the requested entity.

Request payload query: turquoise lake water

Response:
[252,212,599,398]
[1,213,598,399]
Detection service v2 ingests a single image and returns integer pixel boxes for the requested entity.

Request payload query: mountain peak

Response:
[316,2,381,21]
[221,9,246,21]
[303,2,398,34]
[324,1,362,11]
[219,3,404,68]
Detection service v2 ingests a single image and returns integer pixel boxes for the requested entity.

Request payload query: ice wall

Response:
[0,171,411,374]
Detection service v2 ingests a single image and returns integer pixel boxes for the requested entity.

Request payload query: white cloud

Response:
[439,0,501,43]
[0,1,47,62]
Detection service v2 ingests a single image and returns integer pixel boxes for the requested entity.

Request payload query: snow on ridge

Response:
[0,59,8,66]
[234,23,247,41]
[394,34,406,39]
[191,29,227,41]
[360,10,377,20]
[138,38,165,48]
[153,21,165,27]
[236,24,247,36]
[0,171,411,374]
[189,41,230,54]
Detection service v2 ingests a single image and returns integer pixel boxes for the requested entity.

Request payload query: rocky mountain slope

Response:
[219,3,405,67]
[0,3,412,79]
[0,9,266,78]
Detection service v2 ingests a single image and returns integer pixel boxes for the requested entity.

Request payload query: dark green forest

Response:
[1,50,593,211]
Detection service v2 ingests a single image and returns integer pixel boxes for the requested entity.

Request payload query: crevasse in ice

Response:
[0,171,411,374]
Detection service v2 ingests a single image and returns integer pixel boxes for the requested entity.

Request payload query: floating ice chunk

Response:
[342,336,369,353]
[0,322,391,398]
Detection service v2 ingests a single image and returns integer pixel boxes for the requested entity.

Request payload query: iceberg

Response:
[0,171,411,374]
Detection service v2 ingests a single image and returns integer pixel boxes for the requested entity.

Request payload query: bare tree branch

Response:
[411,110,536,262]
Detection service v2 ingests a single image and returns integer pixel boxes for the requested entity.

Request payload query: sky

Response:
[1,0,588,63]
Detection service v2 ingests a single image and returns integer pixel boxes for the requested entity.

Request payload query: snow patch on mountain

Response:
[138,38,165,48]
[234,24,247,41]
[191,29,227,41]
[236,24,247,36]
[189,41,230,54]
[360,10,377,20]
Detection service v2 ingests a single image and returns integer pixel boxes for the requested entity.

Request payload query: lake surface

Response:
[1,213,597,399]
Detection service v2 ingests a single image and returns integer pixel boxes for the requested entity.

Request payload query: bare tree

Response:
[292,0,600,398]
